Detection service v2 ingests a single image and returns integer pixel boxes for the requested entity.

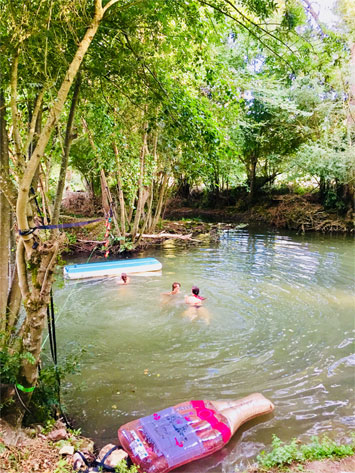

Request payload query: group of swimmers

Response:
[117,274,210,324]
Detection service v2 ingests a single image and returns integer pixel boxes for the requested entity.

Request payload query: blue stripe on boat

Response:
[64,257,160,274]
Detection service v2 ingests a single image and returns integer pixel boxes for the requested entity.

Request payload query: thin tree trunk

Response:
[16,0,117,251]
[52,74,81,224]
[131,124,148,240]
[113,142,126,236]
[348,43,355,128]
[150,173,169,233]
[127,194,135,226]
[100,169,120,234]
[12,0,120,398]
[24,90,44,157]
[6,268,22,332]
[135,183,154,247]
[10,52,23,166]
[30,105,43,202]
[0,87,10,329]
[248,157,257,203]
[38,174,51,224]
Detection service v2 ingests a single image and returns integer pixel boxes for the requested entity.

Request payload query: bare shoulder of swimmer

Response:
[185,295,196,305]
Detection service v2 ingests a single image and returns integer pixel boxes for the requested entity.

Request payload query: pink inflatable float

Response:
[118,393,274,473]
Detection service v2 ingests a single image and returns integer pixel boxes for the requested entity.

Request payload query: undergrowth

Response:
[257,434,354,470]
[115,460,139,472]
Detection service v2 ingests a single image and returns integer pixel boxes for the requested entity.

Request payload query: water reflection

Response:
[52,229,355,472]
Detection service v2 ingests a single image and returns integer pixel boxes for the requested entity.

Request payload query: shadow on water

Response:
[50,228,355,472]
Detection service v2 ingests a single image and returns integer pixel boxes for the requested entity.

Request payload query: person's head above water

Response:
[191,286,206,301]
[121,273,128,282]
[172,282,181,291]
[192,286,199,296]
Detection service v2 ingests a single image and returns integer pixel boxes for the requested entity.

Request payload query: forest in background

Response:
[0,0,354,426]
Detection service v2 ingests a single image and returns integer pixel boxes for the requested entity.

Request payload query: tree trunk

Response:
[113,142,127,236]
[248,156,257,203]
[135,184,153,247]
[0,87,10,328]
[150,173,169,233]
[131,125,148,240]
[16,1,110,249]
[348,43,355,129]
[127,194,135,226]
[18,239,62,385]
[25,90,44,158]
[100,169,120,234]
[11,0,120,400]
[6,267,22,332]
[52,75,81,224]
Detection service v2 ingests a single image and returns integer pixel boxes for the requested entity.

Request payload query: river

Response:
[51,229,355,472]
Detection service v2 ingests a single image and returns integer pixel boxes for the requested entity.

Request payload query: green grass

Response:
[256,435,354,470]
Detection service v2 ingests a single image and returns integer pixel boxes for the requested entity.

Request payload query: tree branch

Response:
[10,52,24,167]
[24,89,45,157]
[40,242,59,297]
[16,7,106,244]
[16,239,30,301]
[222,0,296,55]
[195,0,295,72]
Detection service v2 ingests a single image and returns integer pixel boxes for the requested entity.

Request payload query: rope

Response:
[14,385,32,414]
[18,217,104,235]
[24,185,116,425]
[27,188,72,426]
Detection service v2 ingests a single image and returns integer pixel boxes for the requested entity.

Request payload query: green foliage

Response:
[0,442,5,454]
[0,339,36,411]
[53,458,72,473]
[114,460,139,473]
[0,335,35,386]
[25,349,85,425]
[257,435,354,469]
[65,232,77,245]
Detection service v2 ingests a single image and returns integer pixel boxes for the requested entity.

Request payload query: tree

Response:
[0,0,124,423]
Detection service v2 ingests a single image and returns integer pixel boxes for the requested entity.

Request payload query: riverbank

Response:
[165,194,354,233]
[61,216,229,255]
[1,420,354,473]
[61,192,353,255]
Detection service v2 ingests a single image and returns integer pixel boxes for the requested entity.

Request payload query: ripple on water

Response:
[54,230,354,472]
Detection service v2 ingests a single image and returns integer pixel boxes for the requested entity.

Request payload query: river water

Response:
[51,229,355,472]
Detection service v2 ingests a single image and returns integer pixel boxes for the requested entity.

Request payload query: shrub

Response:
[257,435,354,469]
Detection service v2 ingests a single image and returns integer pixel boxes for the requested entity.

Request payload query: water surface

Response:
[51,229,355,472]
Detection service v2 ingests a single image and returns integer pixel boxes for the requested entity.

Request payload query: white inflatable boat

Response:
[64,257,162,280]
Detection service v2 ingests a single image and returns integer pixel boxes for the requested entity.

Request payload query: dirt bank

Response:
[1,419,354,473]
[61,217,232,255]
[0,418,94,473]
[165,194,354,233]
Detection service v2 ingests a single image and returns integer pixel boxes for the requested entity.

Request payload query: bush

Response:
[257,435,354,469]
[24,350,85,425]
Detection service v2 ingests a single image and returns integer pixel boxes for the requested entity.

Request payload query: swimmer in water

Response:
[162,282,181,296]
[117,273,130,285]
[184,286,206,306]
[183,286,210,324]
